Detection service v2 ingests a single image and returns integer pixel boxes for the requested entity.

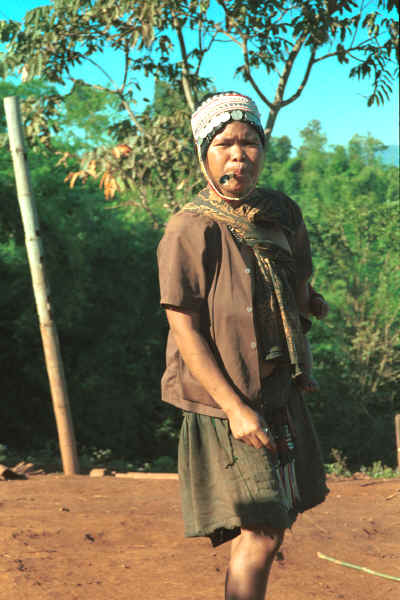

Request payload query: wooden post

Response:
[395,414,400,472]
[4,96,79,475]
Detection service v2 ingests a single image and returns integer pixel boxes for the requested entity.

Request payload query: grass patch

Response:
[325,448,399,479]
[0,443,177,473]
[2,443,396,478]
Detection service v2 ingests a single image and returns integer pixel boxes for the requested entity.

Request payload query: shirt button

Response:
[250,342,257,349]
[246,306,253,313]
[245,268,251,274]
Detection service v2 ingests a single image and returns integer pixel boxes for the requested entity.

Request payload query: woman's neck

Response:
[207,183,247,208]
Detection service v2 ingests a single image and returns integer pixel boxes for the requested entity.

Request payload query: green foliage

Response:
[54,81,122,151]
[0,79,127,153]
[261,122,399,467]
[79,80,204,216]
[325,450,399,478]
[0,443,7,463]
[2,1,395,110]
[151,455,177,472]
[0,0,397,209]
[78,447,136,473]
[360,461,399,479]
[325,448,352,477]
[1,88,398,469]
[0,79,61,148]
[0,145,178,461]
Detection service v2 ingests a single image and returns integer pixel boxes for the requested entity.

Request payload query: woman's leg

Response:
[225,526,284,600]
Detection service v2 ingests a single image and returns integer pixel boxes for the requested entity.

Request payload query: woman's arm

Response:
[296,278,312,316]
[165,307,276,452]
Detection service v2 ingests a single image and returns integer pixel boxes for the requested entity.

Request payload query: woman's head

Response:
[191,92,265,201]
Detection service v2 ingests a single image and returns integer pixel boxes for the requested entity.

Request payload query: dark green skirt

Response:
[178,386,328,546]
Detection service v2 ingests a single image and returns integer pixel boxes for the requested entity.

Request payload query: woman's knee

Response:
[239,526,284,559]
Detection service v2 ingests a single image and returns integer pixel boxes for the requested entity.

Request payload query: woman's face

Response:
[205,121,264,199]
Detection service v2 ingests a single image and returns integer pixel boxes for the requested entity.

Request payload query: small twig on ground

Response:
[360,481,388,487]
[317,552,400,582]
[385,490,400,500]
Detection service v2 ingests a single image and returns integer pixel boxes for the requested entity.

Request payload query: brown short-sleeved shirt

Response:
[157,190,310,417]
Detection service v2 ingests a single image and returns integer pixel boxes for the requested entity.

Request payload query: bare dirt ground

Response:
[0,473,399,600]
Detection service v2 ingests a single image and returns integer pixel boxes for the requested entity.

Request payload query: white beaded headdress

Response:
[191,92,264,155]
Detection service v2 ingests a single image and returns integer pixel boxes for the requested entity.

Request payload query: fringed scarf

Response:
[269,407,301,510]
[181,187,307,379]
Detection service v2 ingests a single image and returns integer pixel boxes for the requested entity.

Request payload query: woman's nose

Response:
[230,143,245,160]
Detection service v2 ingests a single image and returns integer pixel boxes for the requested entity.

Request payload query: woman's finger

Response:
[239,432,264,449]
[251,435,264,449]
[257,428,277,453]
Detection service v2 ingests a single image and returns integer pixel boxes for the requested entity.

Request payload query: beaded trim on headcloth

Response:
[191,92,265,202]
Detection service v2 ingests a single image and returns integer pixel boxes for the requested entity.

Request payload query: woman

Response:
[157,92,328,600]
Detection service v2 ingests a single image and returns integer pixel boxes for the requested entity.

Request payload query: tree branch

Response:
[273,33,308,105]
[263,34,312,142]
[314,40,384,63]
[70,76,145,136]
[194,29,218,78]
[74,52,119,90]
[119,40,132,94]
[213,22,244,48]
[242,37,274,110]
[350,0,364,47]
[280,47,316,107]
[117,94,146,136]
[172,15,195,112]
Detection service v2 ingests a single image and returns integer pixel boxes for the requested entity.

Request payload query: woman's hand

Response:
[226,402,276,452]
[165,309,276,452]
[296,373,320,393]
[310,295,329,320]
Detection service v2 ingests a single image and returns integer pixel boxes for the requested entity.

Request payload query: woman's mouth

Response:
[219,174,233,185]
[220,171,248,185]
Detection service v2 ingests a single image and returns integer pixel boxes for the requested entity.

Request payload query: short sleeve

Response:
[157,212,219,311]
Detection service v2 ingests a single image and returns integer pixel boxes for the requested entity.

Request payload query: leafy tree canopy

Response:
[1,78,124,150]
[259,123,399,464]
[1,120,398,465]
[0,1,398,213]
[54,81,122,151]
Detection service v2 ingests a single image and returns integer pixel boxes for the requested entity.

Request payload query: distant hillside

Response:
[377,145,399,166]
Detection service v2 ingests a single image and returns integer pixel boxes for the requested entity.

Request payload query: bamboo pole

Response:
[4,96,79,475]
[395,414,400,472]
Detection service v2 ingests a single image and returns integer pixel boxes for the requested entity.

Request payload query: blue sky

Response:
[1,0,398,151]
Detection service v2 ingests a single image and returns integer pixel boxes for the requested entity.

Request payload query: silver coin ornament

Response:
[231,109,243,121]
